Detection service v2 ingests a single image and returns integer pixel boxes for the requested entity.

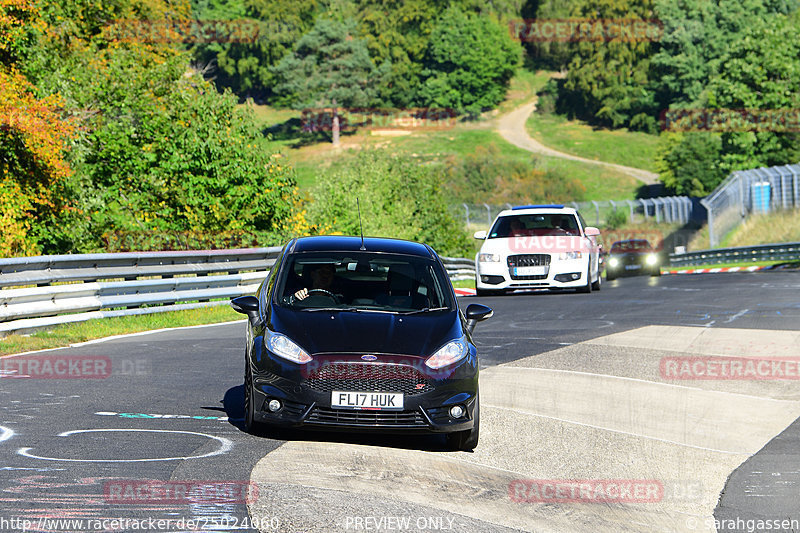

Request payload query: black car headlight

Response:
[266,331,312,364]
[646,254,658,265]
[425,336,468,370]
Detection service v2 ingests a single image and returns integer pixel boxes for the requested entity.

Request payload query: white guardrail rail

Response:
[0,249,476,336]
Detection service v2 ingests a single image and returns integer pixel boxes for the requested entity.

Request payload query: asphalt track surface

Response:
[0,271,798,533]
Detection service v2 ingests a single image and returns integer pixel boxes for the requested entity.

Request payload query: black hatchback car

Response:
[230,236,493,451]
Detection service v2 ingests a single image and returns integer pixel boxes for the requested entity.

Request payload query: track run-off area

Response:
[1,271,799,533]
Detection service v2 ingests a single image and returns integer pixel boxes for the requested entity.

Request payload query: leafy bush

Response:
[2,0,300,255]
[444,144,586,204]
[307,150,473,258]
[0,68,75,257]
[604,209,628,230]
[535,78,559,115]
[51,50,298,252]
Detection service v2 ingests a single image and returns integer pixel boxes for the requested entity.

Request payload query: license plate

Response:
[625,265,642,270]
[331,391,404,411]
[514,266,546,276]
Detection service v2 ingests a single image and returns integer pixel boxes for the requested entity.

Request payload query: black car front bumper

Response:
[249,357,478,434]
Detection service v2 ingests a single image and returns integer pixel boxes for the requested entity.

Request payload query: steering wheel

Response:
[307,289,340,303]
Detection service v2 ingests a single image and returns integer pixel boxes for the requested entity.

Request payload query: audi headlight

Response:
[478,253,501,263]
[608,258,619,268]
[558,251,583,260]
[425,337,468,369]
[266,331,312,364]
[646,254,658,265]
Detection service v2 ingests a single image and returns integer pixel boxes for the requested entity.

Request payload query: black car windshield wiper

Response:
[300,307,360,313]
[399,307,450,315]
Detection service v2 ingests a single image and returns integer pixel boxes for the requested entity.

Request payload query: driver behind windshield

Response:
[292,263,341,302]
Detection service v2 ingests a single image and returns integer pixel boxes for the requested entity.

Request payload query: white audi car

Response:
[474,205,602,295]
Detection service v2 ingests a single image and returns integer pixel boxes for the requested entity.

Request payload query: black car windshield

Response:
[488,214,581,238]
[275,252,455,313]
[611,240,653,253]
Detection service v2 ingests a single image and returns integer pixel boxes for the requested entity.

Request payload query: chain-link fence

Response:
[451,197,695,231]
[700,164,800,247]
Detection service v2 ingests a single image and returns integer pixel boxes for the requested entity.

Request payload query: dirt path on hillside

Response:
[496,101,659,185]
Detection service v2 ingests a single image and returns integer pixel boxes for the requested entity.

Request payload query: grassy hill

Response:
[242,69,648,202]
[526,112,660,172]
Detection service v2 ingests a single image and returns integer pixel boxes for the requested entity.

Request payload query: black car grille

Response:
[305,363,433,395]
[508,254,550,280]
[306,407,428,427]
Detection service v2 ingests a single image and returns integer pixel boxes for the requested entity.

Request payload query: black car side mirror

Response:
[231,296,260,326]
[465,303,493,334]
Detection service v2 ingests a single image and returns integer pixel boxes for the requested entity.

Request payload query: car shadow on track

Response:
[218,384,458,453]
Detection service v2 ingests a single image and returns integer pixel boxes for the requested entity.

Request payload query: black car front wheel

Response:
[244,365,264,434]
[446,396,480,451]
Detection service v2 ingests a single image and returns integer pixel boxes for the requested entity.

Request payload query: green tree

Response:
[649,0,794,108]
[48,49,297,252]
[15,0,299,253]
[558,0,658,131]
[416,6,521,114]
[705,10,800,174]
[657,10,800,194]
[354,0,450,107]
[655,132,725,196]
[272,18,387,145]
[189,0,321,100]
[307,150,472,257]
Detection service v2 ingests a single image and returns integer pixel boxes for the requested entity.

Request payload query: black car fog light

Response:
[449,405,465,419]
[267,399,282,412]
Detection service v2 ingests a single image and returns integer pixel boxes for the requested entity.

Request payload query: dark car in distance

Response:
[230,236,493,451]
[605,239,662,280]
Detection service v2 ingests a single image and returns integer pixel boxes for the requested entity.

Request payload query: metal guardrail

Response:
[0,248,476,336]
[669,242,800,267]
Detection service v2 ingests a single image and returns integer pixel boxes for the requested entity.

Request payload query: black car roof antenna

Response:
[357,198,366,250]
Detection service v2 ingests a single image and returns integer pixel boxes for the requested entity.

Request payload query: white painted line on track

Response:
[17,428,233,462]
[0,425,14,443]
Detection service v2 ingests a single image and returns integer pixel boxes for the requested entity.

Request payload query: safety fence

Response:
[0,249,476,336]
[669,242,800,267]
[701,164,800,247]
[453,196,695,229]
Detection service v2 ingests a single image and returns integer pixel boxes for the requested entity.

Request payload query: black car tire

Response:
[650,269,662,277]
[606,271,616,281]
[446,396,480,451]
[244,365,265,435]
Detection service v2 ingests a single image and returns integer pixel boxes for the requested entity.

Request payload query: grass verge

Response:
[527,112,660,172]
[689,209,800,250]
[0,305,242,357]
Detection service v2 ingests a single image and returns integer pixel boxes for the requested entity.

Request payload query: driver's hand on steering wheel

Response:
[294,288,309,301]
